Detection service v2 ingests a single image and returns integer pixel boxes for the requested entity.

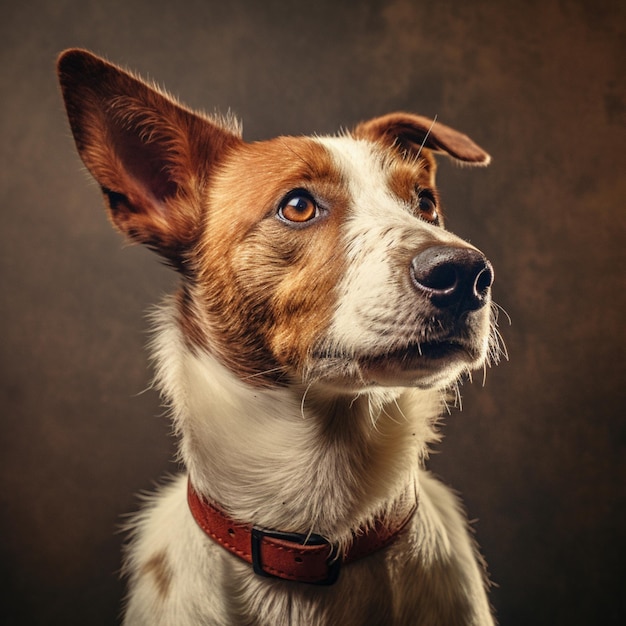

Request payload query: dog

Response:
[57,48,502,625]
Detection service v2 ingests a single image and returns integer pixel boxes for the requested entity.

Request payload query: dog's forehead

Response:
[315,135,433,217]
[209,135,341,215]
[221,135,340,188]
[318,137,389,192]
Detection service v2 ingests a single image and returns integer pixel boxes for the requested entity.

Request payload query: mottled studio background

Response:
[1,0,624,624]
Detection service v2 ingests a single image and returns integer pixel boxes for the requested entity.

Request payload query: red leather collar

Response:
[188,481,416,585]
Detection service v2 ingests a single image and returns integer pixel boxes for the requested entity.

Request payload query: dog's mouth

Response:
[310,334,485,388]
[364,339,476,369]
[358,338,482,387]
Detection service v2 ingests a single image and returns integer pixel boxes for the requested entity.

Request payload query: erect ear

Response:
[57,48,243,266]
[353,112,490,167]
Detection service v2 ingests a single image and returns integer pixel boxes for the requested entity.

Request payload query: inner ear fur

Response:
[57,48,243,265]
[354,112,491,166]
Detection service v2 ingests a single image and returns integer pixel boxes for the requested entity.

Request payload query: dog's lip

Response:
[365,339,473,366]
[314,338,477,367]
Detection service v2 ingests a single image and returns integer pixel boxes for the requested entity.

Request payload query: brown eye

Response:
[417,193,438,222]
[279,192,319,224]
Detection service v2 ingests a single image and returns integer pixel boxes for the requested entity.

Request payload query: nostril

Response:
[422,263,458,293]
[411,247,459,293]
[475,262,494,297]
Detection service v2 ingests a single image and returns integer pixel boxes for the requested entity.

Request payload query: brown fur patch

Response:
[141,551,173,600]
[189,136,348,385]
[384,152,445,223]
[176,285,211,353]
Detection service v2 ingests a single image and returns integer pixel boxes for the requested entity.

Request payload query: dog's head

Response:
[58,49,498,393]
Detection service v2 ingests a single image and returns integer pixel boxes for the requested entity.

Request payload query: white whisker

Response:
[415,114,438,161]
[392,397,409,422]
[300,381,314,419]
[454,381,463,411]
[493,301,512,326]
[240,366,287,380]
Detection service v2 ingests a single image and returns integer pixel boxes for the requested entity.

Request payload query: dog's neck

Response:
[152,299,442,545]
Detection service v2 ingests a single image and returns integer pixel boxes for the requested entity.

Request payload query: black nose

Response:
[410,246,494,313]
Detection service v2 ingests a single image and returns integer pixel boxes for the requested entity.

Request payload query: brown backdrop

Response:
[1,0,624,624]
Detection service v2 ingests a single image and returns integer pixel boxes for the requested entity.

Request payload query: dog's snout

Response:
[410,246,493,313]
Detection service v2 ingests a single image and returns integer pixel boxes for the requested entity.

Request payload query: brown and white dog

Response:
[58,49,502,625]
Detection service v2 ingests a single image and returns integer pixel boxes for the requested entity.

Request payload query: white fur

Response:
[312,137,492,390]
[122,299,494,625]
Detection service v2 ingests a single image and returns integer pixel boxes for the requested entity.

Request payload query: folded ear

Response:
[57,48,243,266]
[353,112,490,166]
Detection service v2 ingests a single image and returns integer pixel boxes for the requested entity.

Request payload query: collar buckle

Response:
[251,526,341,585]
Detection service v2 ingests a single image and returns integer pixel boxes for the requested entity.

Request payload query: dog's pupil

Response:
[293,197,309,212]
